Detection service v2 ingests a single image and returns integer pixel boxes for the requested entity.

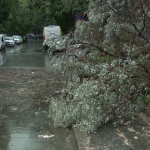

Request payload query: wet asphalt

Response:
[0,40,50,69]
[0,39,78,150]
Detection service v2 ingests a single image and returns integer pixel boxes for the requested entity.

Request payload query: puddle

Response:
[1,40,50,70]
[0,66,78,150]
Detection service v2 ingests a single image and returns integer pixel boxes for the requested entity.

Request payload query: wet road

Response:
[0,40,78,150]
[0,40,50,69]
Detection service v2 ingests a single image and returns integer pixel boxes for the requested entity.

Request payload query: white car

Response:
[13,35,22,44]
[0,34,6,51]
[5,36,15,47]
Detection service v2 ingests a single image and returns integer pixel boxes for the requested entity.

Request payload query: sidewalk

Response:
[73,112,150,150]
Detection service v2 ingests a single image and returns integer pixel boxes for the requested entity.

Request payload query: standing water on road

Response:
[0,40,78,150]
[0,39,50,69]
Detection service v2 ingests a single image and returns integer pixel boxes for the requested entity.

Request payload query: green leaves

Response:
[47,0,150,132]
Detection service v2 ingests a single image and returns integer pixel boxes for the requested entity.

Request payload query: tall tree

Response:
[0,0,19,33]
[26,0,89,33]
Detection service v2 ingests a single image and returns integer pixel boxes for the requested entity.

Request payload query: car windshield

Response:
[0,36,2,41]
[5,37,13,40]
[14,36,20,39]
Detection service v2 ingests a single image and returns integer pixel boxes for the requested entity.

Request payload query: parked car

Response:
[22,36,28,42]
[66,43,91,59]
[0,34,6,51]
[35,34,43,40]
[5,36,15,47]
[13,35,22,44]
[26,34,34,39]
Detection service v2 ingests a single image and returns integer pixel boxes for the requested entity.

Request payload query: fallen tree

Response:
[47,0,150,132]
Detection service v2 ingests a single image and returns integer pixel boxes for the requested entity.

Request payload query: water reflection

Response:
[0,100,77,150]
[0,45,22,66]
[5,44,21,55]
[0,51,6,65]
[0,114,11,150]
[1,40,51,69]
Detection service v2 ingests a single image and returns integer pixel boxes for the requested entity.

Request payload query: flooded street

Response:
[0,40,50,69]
[0,40,78,150]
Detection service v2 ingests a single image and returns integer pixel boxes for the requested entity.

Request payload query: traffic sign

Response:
[75,14,82,21]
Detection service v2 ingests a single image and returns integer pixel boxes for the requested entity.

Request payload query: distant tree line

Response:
[0,0,89,35]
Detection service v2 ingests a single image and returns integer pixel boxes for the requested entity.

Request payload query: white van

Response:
[0,34,5,51]
[43,25,62,41]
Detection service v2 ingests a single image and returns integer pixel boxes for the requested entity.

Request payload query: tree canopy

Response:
[0,0,89,35]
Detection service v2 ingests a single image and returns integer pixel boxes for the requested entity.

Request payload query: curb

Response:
[73,126,91,150]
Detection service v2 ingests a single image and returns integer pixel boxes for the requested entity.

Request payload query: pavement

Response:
[73,112,150,150]
[0,68,78,150]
